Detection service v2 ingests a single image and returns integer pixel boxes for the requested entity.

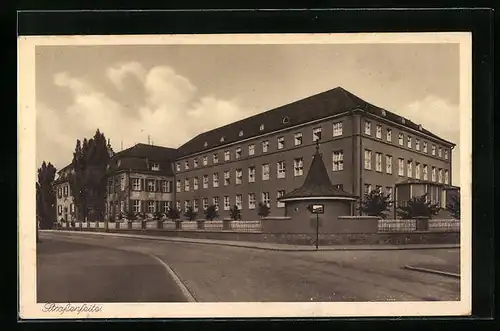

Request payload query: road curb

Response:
[150,254,197,303]
[403,265,460,279]
[42,230,460,252]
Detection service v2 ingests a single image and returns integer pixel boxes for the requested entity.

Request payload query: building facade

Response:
[54,163,75,224]
[105,143,177,221]
[173,87,455,220]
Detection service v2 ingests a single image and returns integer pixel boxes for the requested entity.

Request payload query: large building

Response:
[105,143,178,221]
[54,163,75,224]
[173,87,455,220]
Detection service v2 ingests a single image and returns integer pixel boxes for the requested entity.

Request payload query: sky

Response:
[35,43,461,185]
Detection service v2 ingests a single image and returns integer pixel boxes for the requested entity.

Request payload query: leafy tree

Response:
[36,161,57,229]
[69,129,112,222]
[184,206,198,221]
[204,205,218,221]
[396,194,441,219]
[447,194,460,219]
[153,211,164,222]
[125,211,137,222]
[229,205,241,221]
[167,207,181,221]
[258,202,270,218]
[358,189,393,219]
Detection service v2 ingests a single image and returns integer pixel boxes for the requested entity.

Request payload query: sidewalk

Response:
[43,230,460,252]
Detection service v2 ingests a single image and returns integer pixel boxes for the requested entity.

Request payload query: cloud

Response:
[38,63,252,171]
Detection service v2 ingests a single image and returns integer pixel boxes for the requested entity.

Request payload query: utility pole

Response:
[316,213,319,251]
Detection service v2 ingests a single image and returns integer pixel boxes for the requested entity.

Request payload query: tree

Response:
[229,205,241,221]
[125,210,137,222]
[396,194,441,219]
[153,211,164,222]
[447,194,460,219]
[69,129,112,222]
[358,189,393,219]
[36,161,57,229]
[258,202,270,218]
[204,205,218,221]
[184,206,198,221]
[167,207,181,221]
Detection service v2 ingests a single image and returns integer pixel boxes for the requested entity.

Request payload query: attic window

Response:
[220,136,225,142]
[282,116,290,124]
[381,110,386,116]
[401,118,406,124]
[239,130,244,137]
[259,124,265,131]
[204,141,208,147]
[117,160,121,167]
[418,124,423,131]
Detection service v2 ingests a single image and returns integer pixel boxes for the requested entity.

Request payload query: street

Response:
[37,231,460,302]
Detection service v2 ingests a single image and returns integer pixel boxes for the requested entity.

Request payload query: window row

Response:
[176,191,286,213]
[108,177,173,193]
[176,121,344,171]
[57,185,70,198]
[57,203,75,215]
[363,184,394,200]
[364,120,449,160]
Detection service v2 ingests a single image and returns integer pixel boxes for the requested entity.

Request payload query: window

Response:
[235,147,242,159]
[333,122,343,137]
[415,162,421,179]
[438,147,443,158]
[407,136,412,149]
[313,127,322,141]
[386,155,393,174]
[364,121,371,135]
[432,144,436,156]
[161,180,168,193]
[262,164,270,181]
[193,158,198,168]
[176,180,181,193]
[213,197,219,211]
[212,173,219,187]
[193,177,199,190]
[248,144,255,156]
[386,187,393,200]
[407,160,412,178]
[376,125,382,139]
[277,136,285,149]
[184,178,190,192]
[163,201,171,214]
[248,166,256,183]
[184,160,190,170]
[224,150,230,161]
[277,190,285,208]
[203,175,208,189]
[260,124,265,131]
[184,200,190,213]
[416,138,420,151]
[213,153,219,164]
[235,169,243,184]
[438,168,443,183]
[423,164,429,180]
[202,156,208,166]
[70,203,75,213]
[332,151,344,171]
[193,199,199,212]
[375,185,382,194]
[444,170,449,184]
[148,201,156,213]
[364,184,372,195]
[132,200,141,213]
[294,132,303,146]
[176,201,181,211]
[202,198,208,210]
[58,187,62,198]
[262,192,270,207]
[58,205,62,214]
[176,162,181,172]
[262,140,269,153]
[375,153,382,172]
[294,158,304,176]
[444,149,449,160]
[386,129,392,142]
[148,179,156,192]
[364,149,372,170]
[423,141,428,153]
[398,133,404,146]
[432,167,437,182]
[398,158,404,176]
[224,196,231,211]
[277,161,286,178]
[119,177,125,191]
[224,171,230,186]
[236,194,242,210]
[248,193,256,209]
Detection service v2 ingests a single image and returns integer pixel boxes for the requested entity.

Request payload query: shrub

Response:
[396,194,441,219]
[184,206,198,221]
[204,204,218,221]
[358,189,393,219]
[229,205,241,221]
[167,207,181,221]
[258,202,270,218]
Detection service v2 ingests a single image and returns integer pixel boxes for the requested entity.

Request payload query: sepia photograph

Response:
[18,33,472,319]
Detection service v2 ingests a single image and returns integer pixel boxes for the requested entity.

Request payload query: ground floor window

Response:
[148,201,155,213]
[132,200,141,213]
[162,201,170,214]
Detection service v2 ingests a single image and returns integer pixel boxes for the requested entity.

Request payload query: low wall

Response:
[60,227,459,246]
[262,216,380,234]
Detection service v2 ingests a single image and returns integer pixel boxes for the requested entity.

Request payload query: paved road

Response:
[37,237,188,303]
[38,232,460,302]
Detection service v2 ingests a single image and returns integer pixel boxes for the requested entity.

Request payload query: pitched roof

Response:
[177,86,454,157]
[280,142,357,200]
[395,178,458,190]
